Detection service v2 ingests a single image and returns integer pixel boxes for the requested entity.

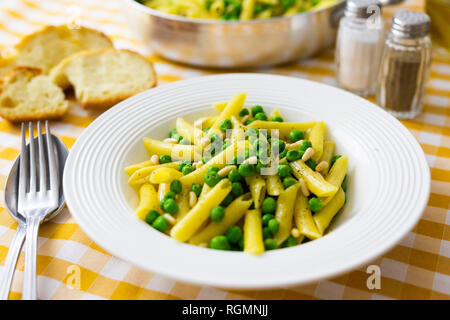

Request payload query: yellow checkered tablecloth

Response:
[0,0,448,300]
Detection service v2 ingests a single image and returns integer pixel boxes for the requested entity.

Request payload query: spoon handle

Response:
[22,216,42,300]
[0,223,26,300]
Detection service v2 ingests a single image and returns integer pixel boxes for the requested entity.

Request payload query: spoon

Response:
[0,133,68,300]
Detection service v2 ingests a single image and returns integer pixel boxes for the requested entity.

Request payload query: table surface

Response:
[0,0,448,300]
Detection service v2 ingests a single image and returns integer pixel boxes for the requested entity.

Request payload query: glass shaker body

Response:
[377,33,432,119]
[335,16,385,96]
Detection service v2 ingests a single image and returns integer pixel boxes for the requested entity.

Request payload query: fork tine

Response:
[28,123,37,193]
[45,121,59,193]
[18,123,28,202]
[37,121,47,192]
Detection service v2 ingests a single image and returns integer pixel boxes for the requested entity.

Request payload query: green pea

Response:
[299,140,312,152]
[202,156,210,164]
[210,133,220,143]
[246,128,259,137]
[170,180,182,194]
[341,175,348,192]
[330,155,342,167]
[163,191,176,201]
[203,127,210,133]
[289,130,304,143]
[210,206,225,222]
[145,210,159,225]
[220,194,234,207]
[178,160,191,171]
[245,119,255,125]
[204,172,221,187]
[263,227,272,240]
[261,197,277,214]
[267,218,279,234]
[251,105,264,116]
[257,147,269,162]
[244,149,251,159]
[159,154,172,164]
[262,213,274,226]
[207,166,220,173]
[179,138,191,145]
[255,160,266,174]
[152,216,169,232]
[238,108,249,117]
[209,235,230,250]
[163,198,178,214]
[159,199,165,210]
[191,183,202,197]
[231,156,243,165]
[286,150,301,161]
[282,236,297,248]
[264,238,278,250]
[231,181,244,197]
[238,237,244,249]
[277,164,291,178]
[283,177,297,189]
[172,133,182,142]
[254,112,268,121]
[271,138,285,153]
[279,149,288,159]
[220,118,232,131]
[222,142,229,151]
[272,116,284,122]
[238,163,255,177]
[169,128,178,138]
[181,164,194,175]
[226,226,242,244]
[308,197,323,212]
[305,159,317,170]
[228,169,241,182]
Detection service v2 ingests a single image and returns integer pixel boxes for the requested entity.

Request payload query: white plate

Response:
[63,74,430,289]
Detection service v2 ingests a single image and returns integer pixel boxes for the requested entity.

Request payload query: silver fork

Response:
[18,121,59,300]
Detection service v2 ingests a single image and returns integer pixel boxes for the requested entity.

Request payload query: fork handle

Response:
[22,216,42,300]
[0,223,26,300]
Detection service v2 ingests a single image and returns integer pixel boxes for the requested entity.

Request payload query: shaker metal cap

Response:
[392,11,430,38]
[345,0,382,19]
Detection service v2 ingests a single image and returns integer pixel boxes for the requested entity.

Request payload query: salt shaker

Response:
[377,11,432,119]
[335,0,385,96]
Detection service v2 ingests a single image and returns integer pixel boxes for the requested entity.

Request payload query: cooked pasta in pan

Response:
[125,93,348,254]
[135,0,340,20]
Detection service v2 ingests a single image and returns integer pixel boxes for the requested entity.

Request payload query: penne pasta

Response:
[294,190,321,240]
[206,93,246,139]
[158,183,170,201]
[310,121,325,161]
[170,179,232,242]
[273,183,300,245]
[320,155,348,204]
[245,174,266,209]
[125,159,156,176]
[149,167,183,184]
[135,183,160,220]
[143,137,200,162]
[127,162,180,187]
[175,185,191,220]
[213,102,227,112]
[290,160,338,197]
[265,174,284,196]
[240,0,255,20]
[189,193,253,245]
[319,141,335,167]
[314,188,346,234]
[244,209,265,255]
[246,120,316,140]
[176,117,204,144]
[230,116,246,144]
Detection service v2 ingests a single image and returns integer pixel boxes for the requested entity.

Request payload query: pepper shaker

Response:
[335,0,385,96]
[377,11,432,119]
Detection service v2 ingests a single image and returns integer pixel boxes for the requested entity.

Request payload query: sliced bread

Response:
[50,49,157,109]
[0,67,68,122]
[0,25,113,78]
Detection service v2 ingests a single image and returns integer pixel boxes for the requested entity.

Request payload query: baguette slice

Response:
[0,25,113,78]
[50,49,157,109]
[0,67,68,122]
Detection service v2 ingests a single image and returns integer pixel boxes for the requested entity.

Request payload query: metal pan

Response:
[122,0,402,68]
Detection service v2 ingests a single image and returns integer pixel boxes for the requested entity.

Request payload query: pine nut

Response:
[301,147,314,161]
[291,228,300,238]
[243,155,257,165]
[299,177,310,197]
[286,140,303,150]
[315,161,329,173]
[150,155,159,165]
[218,165,236,177]
[163,213,176,225]
[163,138,178,144]
[196,161,204,169]
[189,191,197,208]
[241,115,249,124]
